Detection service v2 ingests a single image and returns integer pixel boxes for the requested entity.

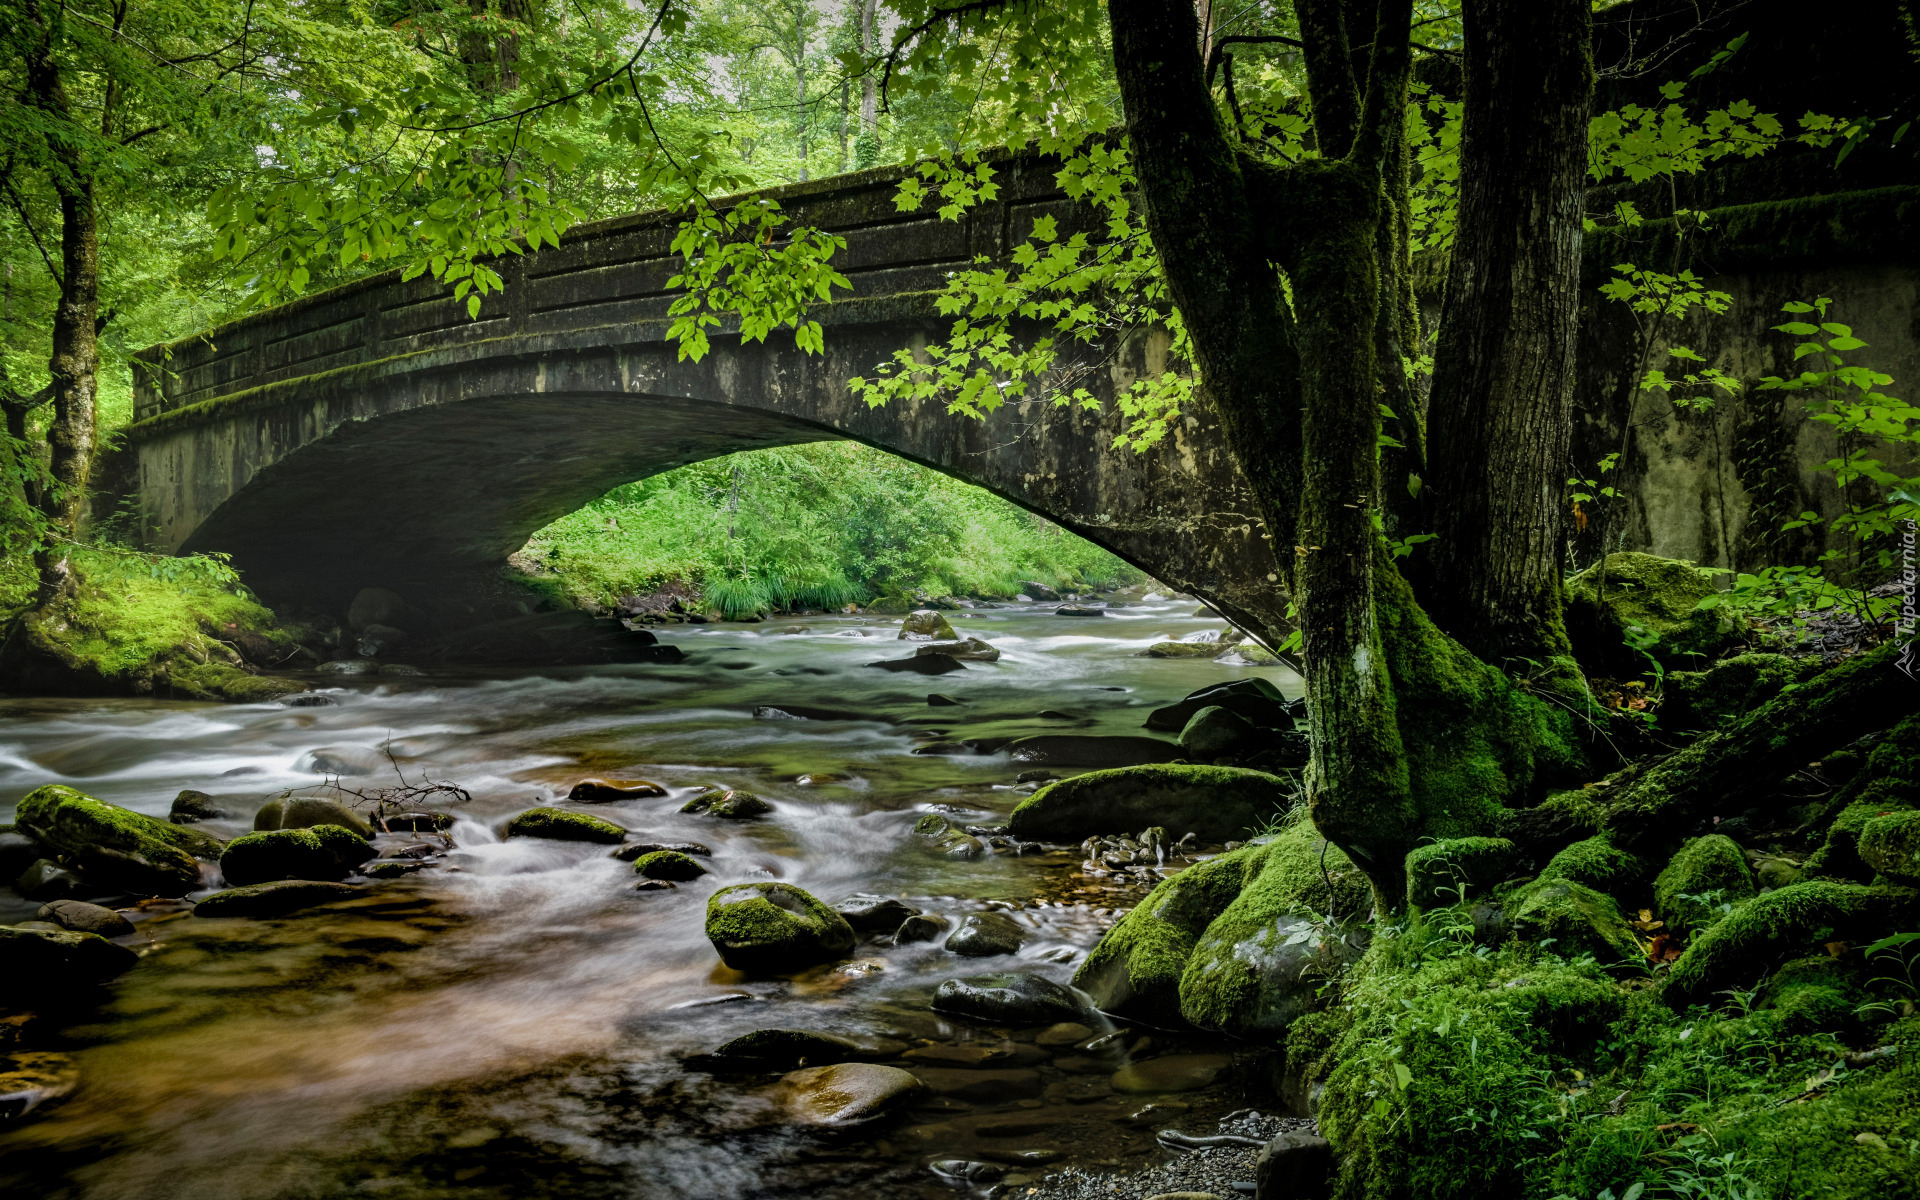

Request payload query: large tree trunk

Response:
[1109,0,1588,911]
[1414,0,1593,672]
[24,0,101,602]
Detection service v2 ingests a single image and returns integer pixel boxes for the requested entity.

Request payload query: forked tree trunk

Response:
[1415,0,1593,673]
[1110,0,1589,910]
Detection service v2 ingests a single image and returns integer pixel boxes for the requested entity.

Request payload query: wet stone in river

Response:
[945,911,1026,957]
[34,900,134,938]
[834,894,920,933]
[932,972,1089,1026]
[893,913,950,945]
[679,790,772,819]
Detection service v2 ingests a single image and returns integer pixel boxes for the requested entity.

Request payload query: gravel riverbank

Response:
[1006,1110,1311,1199]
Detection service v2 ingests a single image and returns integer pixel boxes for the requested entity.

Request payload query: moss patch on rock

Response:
[1507,876,1640,963]
[1008,764,1291,842]
[633,850,708,881]
[1404,837,1517,909]
[15,784,222,896]
[1661,653,1825,732]
[1564,552,1742,677]
[0,551,310,701]
[503,806,628,843]
[1665,880,1920,1004]
[219,825,374,885]
[1538,834,1647,897]
[1653,834,1756,934]
[1177,812,1372,1035]
[705,882,855,974]
[1859,810,1920,883]
[1072,844,1263,1024]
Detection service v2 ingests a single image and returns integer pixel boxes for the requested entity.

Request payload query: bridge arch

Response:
[116,167,1290,635]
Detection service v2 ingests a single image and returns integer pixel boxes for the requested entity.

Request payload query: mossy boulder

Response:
[898,609,958,641]
[193,879,364,918]
[15,785,222,896]
[1177,816,1371,1034]
[1404,837,1518,909]
[1858,810,1920,884]
[1073,845,1261,1024]
[1755,956,1865,1036]
[1653,834,1756,934]
[705,882,856,974]
[912,813,985,859]
[1564,552,1743,676]
[0,925,140,1002]
[219,825,376,885]
[1507,877,1639,963]
[169,790,228,824]
[1661,653,1826,732]
[1803,713,1919,880]
[633,850,708,882]
[1538,834,1647,897]
[1008,764,1290,842]
[1665,880,1920,1004]
[680,790,773,819]
[253,796,374,839]
[503,806,628,842]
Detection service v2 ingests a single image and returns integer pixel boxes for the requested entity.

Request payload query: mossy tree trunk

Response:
[22,0,103,604]
[1110,0,1593,909]
[1413,0,1592,673]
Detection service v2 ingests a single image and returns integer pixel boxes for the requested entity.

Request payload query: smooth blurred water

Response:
[0,599,1300,1200]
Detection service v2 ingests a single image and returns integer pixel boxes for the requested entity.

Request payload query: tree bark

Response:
[1415,0,1593,671]
[23,0,101,602]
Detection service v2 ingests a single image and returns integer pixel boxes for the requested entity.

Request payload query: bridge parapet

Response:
[132,149,1081,422]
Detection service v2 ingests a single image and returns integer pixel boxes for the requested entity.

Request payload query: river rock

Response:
[913,1067,1044,1101]
[35,900,133,938]
[1143,641,1226,658]
[714,1028,908,1067]
[1009,764,1288,842]
[169,790,229,824]
[1255,1129,1335,1200]
[835,894,921,933]
[253,796,375,838]
[348,587,422,633]
[193,879,364,918]
[362,859,422,878]
[15,785,222,897]
[356,623,409,657]
[0,829,42,879]
[0,925,139,1002]
[632,879,677,892]
[705,882,857,973]
[1110,1054,1232,1093]
[869,653,968,675]
[775,1062,925,1129]
[680,790,772,819]
[899,610,959,641]
[946,912,1026,957]
[1179,706,1259,759]
[917,638,1000,663]
[612,840,713,861]
[931,972,1089,1026]
[1054,605,1104,617]
[633,850,708,881]
[503,806,628,842]
[221,825,376,885]
[13,859,84,900]
[568,778,668,802]
[1020,582,1062,601]
[1145,679,1298,733]
[299,745,389,775]
[1036,1021,1094,1047]
[894,913,950,944]
[0,1049,79,1122]
[1004,735,1179,769]
[316,659,381,676]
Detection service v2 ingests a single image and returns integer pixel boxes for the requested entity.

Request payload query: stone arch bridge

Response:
[117,151,1291,637]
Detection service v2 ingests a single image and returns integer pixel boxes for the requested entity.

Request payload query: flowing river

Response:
[0,597,1300,1200]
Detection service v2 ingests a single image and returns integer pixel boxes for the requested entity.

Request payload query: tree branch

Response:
[3,181,62,287]
[1205,33,1305,90]
[877,0,1012,114]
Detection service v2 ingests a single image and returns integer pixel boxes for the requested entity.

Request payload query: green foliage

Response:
[518,441,1137,612]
